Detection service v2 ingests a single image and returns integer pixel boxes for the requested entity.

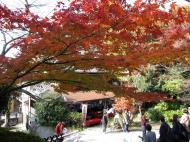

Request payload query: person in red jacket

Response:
[55,121,66,136]
[55,122,62,135]
[141,112,148,139]
[59,122,64,134]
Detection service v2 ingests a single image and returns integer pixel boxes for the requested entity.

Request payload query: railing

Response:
[44,130,79,142]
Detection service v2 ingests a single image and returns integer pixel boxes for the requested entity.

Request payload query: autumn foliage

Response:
[0,0,190,110]
[113,97,134,111]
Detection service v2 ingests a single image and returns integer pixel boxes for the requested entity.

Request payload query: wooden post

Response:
[139,105,142,116]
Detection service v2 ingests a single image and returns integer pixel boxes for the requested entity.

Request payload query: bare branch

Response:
[17,88,41,100]
[10,78,82,92]
[0,30,27,56]
[4,34,27,55]
[0,30,7,55]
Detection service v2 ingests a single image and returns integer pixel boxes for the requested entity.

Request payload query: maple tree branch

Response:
[10,81,42,92]
[4,34,27,55]
[16,88,41,100]
[43,57,99,65]
[11,79,82,92]
[24,0,30,7]
[0,30,7,55]
[43,60,77,65]
[0,30,7,43]
[0,30,27,56]
[6,12,129,91]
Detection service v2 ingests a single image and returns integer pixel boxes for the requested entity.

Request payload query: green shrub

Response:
[167,102,182,110]
[147,108,161,122]
[162,79,183,96]
[35,99,69,126]
[154,102,168,112]
[67,111,81,126]
[35,93,82,127]
[162,110,183,123]
[147,102,183,123]
[0,128,45,142]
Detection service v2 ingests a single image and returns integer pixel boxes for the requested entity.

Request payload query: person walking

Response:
[102,111,108,133]
[143,124,156,142]
[55,121,64,135]
[112,111,124,131]
[55,121,61,135]
[60,122,67,134]
[172,114,189,142]
[141,112,148,139]
[122,109,130,132]
[158,116,172,142]
[122,110,127,132]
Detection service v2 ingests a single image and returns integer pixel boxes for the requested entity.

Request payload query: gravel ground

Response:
[77,125,159,142]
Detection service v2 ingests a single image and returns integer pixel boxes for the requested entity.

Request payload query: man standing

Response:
[125,109,131,132]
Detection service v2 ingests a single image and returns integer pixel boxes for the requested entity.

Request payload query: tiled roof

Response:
[63,91,115,103]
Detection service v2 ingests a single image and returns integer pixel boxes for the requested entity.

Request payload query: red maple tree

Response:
[113,97,134,111]
[0,0,189,111]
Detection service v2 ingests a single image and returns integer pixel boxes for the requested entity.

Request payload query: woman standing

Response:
[141,112,148,139]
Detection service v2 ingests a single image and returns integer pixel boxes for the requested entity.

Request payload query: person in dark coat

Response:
[172,114,189,142]
[158,116,172,142]
[102,111,108,133]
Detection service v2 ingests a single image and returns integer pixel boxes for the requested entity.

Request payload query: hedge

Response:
[0,128,45,142]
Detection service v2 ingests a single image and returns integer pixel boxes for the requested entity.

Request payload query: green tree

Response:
[128,64,188,98]
[35,91,81,127]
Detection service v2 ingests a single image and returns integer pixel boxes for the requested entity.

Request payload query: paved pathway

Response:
[77,125,159,142]
[11,123,160,142]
